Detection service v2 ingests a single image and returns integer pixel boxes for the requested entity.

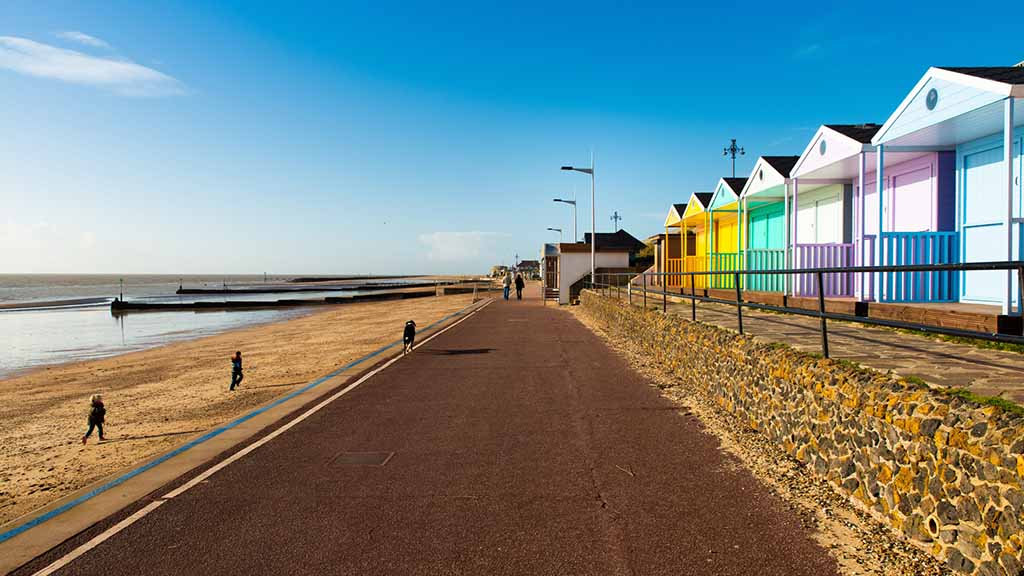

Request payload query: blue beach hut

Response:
[872,66,1024,313]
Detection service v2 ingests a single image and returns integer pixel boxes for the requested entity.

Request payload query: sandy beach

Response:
[0,293,477,526]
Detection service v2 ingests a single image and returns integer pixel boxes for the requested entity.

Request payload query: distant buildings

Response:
[516,259,540,279]
[541,229,643,304]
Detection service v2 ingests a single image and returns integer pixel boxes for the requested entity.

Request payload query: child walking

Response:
[230,351,244,391]
[82,394,106,444]
[403,320,417,355]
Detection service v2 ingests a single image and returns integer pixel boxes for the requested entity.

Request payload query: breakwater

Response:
[112,289,435,313]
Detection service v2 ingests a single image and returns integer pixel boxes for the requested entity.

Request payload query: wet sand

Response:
[0,293,477,526]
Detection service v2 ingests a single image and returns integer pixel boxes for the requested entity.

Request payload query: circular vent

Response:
[926,88,939,110]
[819,140,827,156]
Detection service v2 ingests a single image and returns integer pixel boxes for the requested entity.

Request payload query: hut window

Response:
[926,88,938,110]
[819,140,827,155]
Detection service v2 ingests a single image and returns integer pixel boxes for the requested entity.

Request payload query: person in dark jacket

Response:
[230,351,244,391]
[514,273,525,300]
[82,394,106,444]
[403,320,417,355]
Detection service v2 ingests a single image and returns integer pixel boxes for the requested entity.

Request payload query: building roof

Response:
[760,156,800,177]
[937,66,1024,86]
[672,203,688,216]
[693,192,713,207]
[581,229,646,252]
[825,124,882,143]
[722,178,747,194]
[517,260,539,267]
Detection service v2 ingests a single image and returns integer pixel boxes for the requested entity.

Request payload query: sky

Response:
[0,1,1019,275]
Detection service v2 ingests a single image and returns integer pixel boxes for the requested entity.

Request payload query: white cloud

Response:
[793,43,822,59]
[56,31,110,49]
[418,231,510,262]
[0,36,184,96]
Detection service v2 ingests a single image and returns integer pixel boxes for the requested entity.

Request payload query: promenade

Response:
[14,290,837,575]
[619,288,1024,404]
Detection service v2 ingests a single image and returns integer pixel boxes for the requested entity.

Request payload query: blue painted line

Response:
[0,301,484,544]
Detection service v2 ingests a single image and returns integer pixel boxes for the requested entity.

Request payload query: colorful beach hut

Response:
[792,123,957,302]
[670,192,713,290]
[707,178,747,289]
[872,66,1024,313]
[739,156,799,292]
[789,125,871,297]
[662,203,687,288]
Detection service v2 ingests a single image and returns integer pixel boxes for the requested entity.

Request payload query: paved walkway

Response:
[617,287,1024,403]
[16,291,836,575]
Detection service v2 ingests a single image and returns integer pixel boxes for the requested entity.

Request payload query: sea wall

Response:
[580,291,1024,575]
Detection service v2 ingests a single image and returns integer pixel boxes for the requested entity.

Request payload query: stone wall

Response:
[580,291,1024,575]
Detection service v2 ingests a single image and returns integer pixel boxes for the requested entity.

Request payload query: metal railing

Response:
[587,261,1024,359]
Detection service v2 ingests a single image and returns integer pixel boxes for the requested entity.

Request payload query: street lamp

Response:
[561,152,596,282]
[552,198,577,243]
[546,227,563,242]
[723,138,745,177]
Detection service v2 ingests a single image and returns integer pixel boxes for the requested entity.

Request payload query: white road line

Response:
[31,501,166,576]
[31,299,491,576]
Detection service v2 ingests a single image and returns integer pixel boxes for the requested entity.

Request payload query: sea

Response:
[0,274,416,379]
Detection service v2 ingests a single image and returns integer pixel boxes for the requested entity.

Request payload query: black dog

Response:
[403,320,417,355]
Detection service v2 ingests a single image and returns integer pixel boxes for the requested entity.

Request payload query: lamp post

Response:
[610,211,622,231]
[723,138,745,177]
[562,151,596,282]
[552,198,577,242]
[546,227,563,242]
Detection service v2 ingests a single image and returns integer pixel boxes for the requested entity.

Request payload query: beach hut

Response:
[662,203,687,288]
[677,192,714,290]
[739,156,799,292]
[792,123,957,302]
[872,66,1024,313]
[788,125,870,297]
[706,178,747,289]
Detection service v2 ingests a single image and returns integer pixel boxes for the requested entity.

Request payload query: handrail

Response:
[661,260,1022,276]
[587,260,1024,359]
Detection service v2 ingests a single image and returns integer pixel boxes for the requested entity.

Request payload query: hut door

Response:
[961,139,1022,304]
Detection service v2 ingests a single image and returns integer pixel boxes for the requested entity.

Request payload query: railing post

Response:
[690,274,696,321]
[627,274,632,305]
[663,279,667,313]
[1018,265,1024,316]
[816,271,829,358]
[735,272,744,335]
[643,273,648,309]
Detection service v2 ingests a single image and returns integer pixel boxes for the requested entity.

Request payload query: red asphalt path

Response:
[18,291,838,575]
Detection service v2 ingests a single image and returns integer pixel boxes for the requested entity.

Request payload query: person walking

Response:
[230,351,244,391]
[81,394,106,444]
[502,271,513,301]
[514,272,525,301]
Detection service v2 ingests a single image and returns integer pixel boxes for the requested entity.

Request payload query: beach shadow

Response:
[103,429,205,443]
[242,381,305,390]
[424,348,495,356]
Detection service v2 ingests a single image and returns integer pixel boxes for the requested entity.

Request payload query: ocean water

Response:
[0,274,350,305]
[0,274,417,379]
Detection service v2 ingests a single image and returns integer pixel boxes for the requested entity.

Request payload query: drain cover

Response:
[331,452,394,466]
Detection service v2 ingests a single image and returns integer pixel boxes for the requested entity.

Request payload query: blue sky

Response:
[0,1,1018,274]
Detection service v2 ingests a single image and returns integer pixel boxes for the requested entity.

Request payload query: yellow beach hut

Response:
[707,178,748,289]
[676,192,714,290]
